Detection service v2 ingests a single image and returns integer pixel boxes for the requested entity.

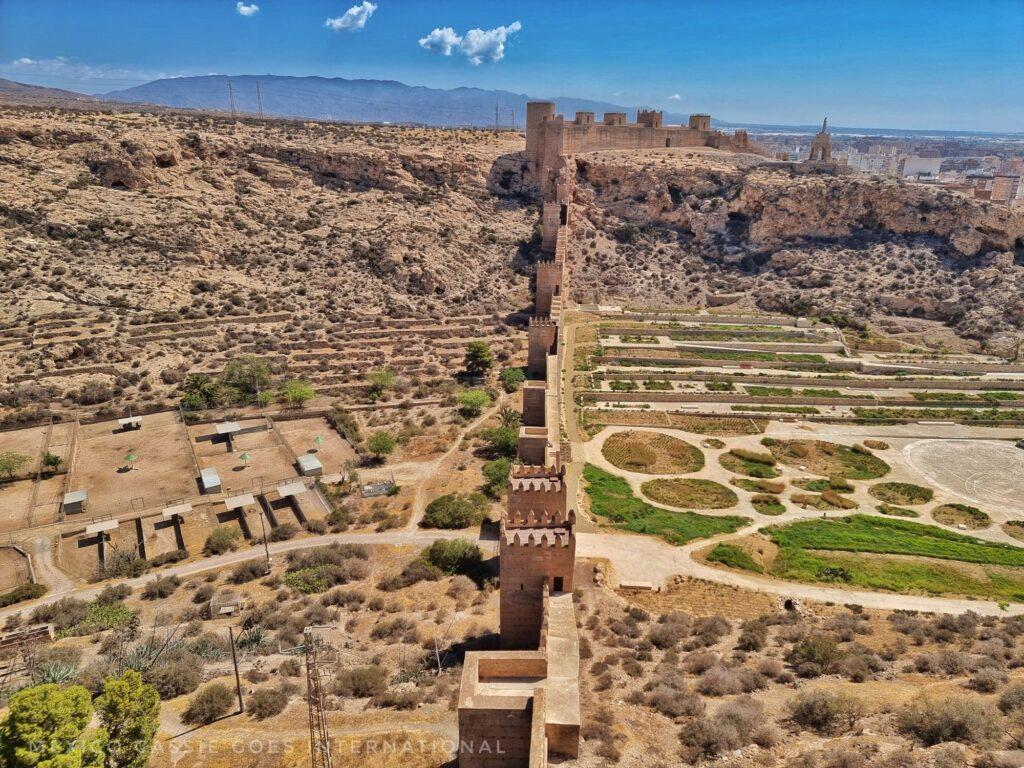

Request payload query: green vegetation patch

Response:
[0,582,47,608]
[731,405,821,415]
[932,503,991,530]
[752,494,786,516]
[706,543,763,573]
[640,478,739,509]
[877,503,919,518]
[744,386,845,398]
[793,477,855,493]
[770,515,1024,565]
[869,482,934,505]
[719,448,780,479]
[762,438,890,479]
[601,430,704,474]
[58,601,136,638]
[731,478,785,494]
[583,464,748,546]
[790,491,858,510]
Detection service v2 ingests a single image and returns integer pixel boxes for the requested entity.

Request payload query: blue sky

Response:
[1,0,1022,131]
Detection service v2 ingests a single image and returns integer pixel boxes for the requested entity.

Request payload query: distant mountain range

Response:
[2,75,1020,139]
[98,74,698,130]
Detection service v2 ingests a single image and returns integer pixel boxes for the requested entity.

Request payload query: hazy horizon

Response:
[1,0,1022,132]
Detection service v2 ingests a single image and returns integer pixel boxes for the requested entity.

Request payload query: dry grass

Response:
[640,478,738,509]
[601,430,704,474]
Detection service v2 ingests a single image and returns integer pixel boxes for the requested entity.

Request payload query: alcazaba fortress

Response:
[455,102,754,767]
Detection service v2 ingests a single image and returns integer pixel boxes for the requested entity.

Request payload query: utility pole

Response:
[228,626,244,714]
[494,97,500,132]
[227,79,237,119]
[305,628,333,768]
[255,81,264,119]
[509,108,516,132]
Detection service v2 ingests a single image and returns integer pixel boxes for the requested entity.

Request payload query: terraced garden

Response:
[583,464,747,545]
[600,430,704,474]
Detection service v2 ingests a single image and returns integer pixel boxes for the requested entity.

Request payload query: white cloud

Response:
[668,93,681,100]
[236,2,259,16]
[325,1,377,31]
[418,27,462,56]
[419,20,521,65]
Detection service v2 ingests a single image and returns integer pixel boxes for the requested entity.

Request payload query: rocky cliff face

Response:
[565,149,1024,345]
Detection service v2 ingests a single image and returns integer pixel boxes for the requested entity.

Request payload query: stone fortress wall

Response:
[457,99,758,766]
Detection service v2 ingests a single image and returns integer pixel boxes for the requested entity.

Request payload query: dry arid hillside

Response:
[556,148,1024,350]
[0,106,536,421]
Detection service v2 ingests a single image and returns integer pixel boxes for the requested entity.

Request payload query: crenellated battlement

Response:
[504,507,576,529]
[510,463,562,479]
[501,523,574,548]
[529,315,556,328]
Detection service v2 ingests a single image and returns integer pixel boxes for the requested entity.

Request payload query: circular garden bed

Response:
[869,482,934,505]
[601,430,704,474]
[640,478,738,509]
[932,503,990,530]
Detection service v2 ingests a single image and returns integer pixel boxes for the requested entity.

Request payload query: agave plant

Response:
[188,633,226,661]
[237,625,267,652]
[32,662,78,685]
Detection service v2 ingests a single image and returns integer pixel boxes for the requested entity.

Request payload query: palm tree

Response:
[312,435,324,453]
[239,452,252,468]
[123,451,138,471]
[498,406,521,429]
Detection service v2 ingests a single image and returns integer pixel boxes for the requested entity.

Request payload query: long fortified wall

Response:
[457,100,752,766]
[457,101,586,768]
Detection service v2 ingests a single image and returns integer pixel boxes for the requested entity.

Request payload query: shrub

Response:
[366,431,396,458]
[421,539,482,575]
[141,575,181,600]
[230,560,269,584]
[787,689,865,734]
[247,688,289,719]
[897,695,999,746]
[481,458,511,499]
[30,597,88,632]
[378,559,442,591]
[268,523,299,542]
[999,682,1024,713]
[203,526,242,555]
[457,389,491,418]
[334,665,388,697]
[0,582,47,608]
[421,493,488,529]
[369,617,417,642]
[786,633,844,676]
[182,682,236,724]
[644,684,704,718]
[499,367,526,392]
[145,659,203,699]
[969,667,1007,693]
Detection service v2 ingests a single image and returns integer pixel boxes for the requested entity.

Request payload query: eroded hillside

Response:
[0,107,535,419]
[563,148,1024,348]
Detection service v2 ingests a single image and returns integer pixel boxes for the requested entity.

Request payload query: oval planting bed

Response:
[601,430,704,474]
[718,448,780,479]
[762,438,890,480]
[869,482,934,505]
[932,503,990,530]
[640,478,738,510]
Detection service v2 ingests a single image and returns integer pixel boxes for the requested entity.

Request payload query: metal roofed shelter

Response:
[162,502,192,519]
[296,453,323,477]
[118,416,143,431]
[276,480,308,498]
[62,489,88,515]
[224,493,256,511]
[199,467,221,494]
[215,420,241,452]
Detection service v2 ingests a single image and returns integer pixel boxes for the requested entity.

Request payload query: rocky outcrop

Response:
[568,149,1024,344]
